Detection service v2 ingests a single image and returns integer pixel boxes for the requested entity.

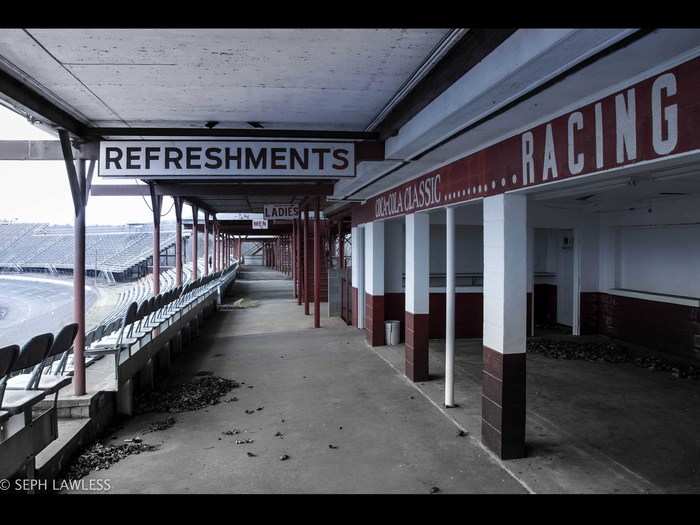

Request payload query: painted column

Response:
[445,206,456,405]
[292,222,297,296]
[314,197,321,328]
[175,198,183,286]
[153,210,161,295]
[351,225,364,328]
[338,221,344,269]
[482,193,527,460]
[203,213,210,277]
[405,212,430,381]
[297,217,303,306]
[527,225,535,337]
[364,220,385,346]
[191,205,198,280]
[213,223,218,273]
[73,160,86,396]
[304,207,310,315]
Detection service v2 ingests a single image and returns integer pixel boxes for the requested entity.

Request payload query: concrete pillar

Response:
[482,193,527,460]
[445,206,456,405]
[351,225,365,329]
[364,220,385,346]
[405,212,430,381]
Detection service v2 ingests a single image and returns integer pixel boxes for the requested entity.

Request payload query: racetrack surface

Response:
[0,275,97,347]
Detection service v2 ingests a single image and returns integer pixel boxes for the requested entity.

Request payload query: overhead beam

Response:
[155,182,335,197]
[86,127,379,141]
[0,140,98,160]
[373,28,516,140]
[0,67,88,139]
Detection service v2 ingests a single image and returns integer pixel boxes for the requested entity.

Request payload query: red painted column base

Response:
[482,346,526,460]
[365,293,385,346]
[405,312,429,382]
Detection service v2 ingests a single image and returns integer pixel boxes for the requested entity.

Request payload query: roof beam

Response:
[373,28,517,140]
[0,140,98,160]
[86,127,379,141]
[154,182,334,197]
[0,67,88,139]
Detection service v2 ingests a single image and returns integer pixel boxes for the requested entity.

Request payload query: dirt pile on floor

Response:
[134,376,240,414]
[528,338,700,379]
[527,339,632,363]
[63,439,160,481]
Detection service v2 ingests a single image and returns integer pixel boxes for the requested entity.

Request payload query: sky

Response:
[0,104,180,225]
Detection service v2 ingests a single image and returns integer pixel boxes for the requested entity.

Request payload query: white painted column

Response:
[482,193,527,459]
[364,221,385,346]
[364,221,384,297]
[352,225,365,329]
[405,212,430,381]
[483,194,528,354]
[527,225,535,337]
[572,227,582,336]
[445,206,456,407]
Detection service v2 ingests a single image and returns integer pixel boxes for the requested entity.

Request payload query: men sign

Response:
[252,219,269,230]
[98,141,355,178]
[263,204,299,220]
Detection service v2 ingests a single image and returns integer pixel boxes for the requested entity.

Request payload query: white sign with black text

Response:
[252,219,269,230]
[98,141,355,178]
[263,204,299,220]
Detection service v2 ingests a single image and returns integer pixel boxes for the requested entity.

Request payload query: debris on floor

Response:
[527,338,700,380]
[430,486,440,494]
[228,297,260,309]
[63,439,160,481]
[134,376,240,414]
[235,439,254,445]
[328,444,338,449]
[246,451,257,457]
[143,417,176,434]
[279,454,290,461]
[456,429,468,437]
[222,429,240,436]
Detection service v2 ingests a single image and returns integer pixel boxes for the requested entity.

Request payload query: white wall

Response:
[429,224,483,275]
[616,224,700,298]
[384,218,405,293]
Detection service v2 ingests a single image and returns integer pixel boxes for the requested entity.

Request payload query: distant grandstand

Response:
[0,220,194,283]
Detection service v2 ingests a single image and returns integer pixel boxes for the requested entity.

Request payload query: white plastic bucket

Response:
[385,320,400,346]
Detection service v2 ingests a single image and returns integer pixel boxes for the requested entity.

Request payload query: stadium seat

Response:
[85,302,138,384]
[0,334,53,416]
[0,345,20,426]
[6,323,78,394]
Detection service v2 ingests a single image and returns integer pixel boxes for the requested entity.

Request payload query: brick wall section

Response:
[581,292,700,358]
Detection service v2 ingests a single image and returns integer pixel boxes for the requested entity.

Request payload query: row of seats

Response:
[0,323,79,478]
[0,263,238,480]
[86,268,232,385]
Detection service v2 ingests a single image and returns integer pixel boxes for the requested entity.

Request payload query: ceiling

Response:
[0,28,450,131]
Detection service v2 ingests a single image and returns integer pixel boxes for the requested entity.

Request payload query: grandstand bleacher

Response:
[0,221,181,281]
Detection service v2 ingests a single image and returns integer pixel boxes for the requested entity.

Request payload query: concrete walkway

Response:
[74,268,527,494]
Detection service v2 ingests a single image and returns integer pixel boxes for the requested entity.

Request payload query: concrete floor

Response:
[73,268,526,494]
[373,338,700,494]
[69,266,700,494]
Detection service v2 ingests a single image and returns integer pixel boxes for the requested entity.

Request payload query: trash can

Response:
[385,320,400,346]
